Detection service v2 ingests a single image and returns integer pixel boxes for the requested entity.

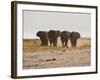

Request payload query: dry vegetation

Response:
[23,38,91,69]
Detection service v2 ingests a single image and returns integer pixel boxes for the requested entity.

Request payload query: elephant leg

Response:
[65,39,68,48]
[74,40,77,47]
[61,38,65,47]
[61,40,64,47]
[71,39,76,47]
[45,40,48,46]
[41,40,44,46]
[53,40,57,47]
[73,40,77,47]
[70,39,74,47]
[43,42,46,46]
[43,39,48,46]
[42,39,47,46]
[40,38,44,46]
[42,40,45,46]
[71,41,75,47]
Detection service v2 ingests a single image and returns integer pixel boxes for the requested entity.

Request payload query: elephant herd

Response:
[36,30,80,47]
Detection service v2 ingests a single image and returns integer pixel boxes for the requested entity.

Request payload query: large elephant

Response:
[69,32,80,47]
[36,31,48,46]
[48,30,60,47]
[60,31,71,47]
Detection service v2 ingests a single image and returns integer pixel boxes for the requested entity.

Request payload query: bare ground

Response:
[23,38,91,69]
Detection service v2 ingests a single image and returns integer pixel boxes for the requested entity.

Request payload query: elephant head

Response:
[60,31,71,47]
[36,31,48,46]
[48,30,60,47]
[69,31,80,47]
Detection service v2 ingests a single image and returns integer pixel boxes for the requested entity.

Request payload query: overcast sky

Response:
[23,10,91,39]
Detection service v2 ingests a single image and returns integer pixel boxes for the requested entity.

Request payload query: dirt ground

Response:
[23,38,91,69]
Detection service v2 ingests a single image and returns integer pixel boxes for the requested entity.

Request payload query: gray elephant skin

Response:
[69,32,80,47]
[60,31,71,47]
[48,30,60,47]
[36,31,48,46]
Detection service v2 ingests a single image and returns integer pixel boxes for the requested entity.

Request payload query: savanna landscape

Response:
[23,38,91,69]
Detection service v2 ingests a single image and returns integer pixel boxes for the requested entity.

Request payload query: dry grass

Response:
[23,38,91,52]
[78,38,91,48]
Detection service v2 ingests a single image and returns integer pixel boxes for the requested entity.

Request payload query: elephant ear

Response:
[70,32,75,38]
[76,32,80,39]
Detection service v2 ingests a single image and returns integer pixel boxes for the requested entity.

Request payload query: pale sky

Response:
[23,10,91,39]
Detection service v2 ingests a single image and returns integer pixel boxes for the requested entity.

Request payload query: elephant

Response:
[60,31,71,47]
[48,30,60,47]
[36,31,48,46]
[69,31,80,47]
